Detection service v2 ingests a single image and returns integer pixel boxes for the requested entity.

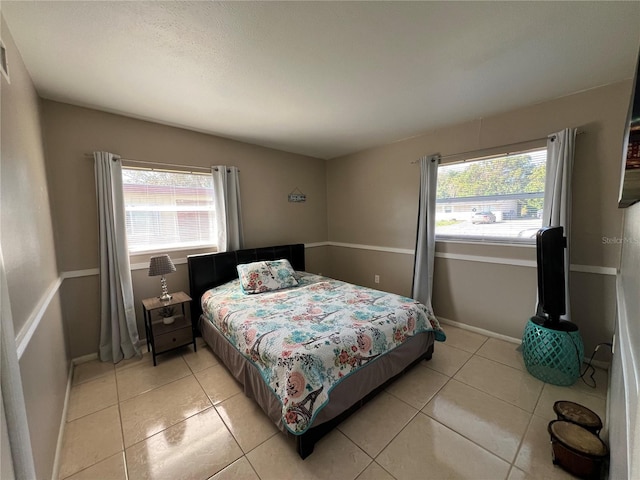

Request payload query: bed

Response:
[187,243,445,458]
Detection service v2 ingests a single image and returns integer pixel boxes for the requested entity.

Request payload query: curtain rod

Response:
[83,153,234,172]
[411,131,584,164]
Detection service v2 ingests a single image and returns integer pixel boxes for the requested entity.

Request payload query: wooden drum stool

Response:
[548,420,608,479]
[553,400,603,435]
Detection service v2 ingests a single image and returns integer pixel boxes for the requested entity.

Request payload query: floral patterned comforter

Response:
[202,272,446,434]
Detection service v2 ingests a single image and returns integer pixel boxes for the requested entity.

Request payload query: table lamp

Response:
[148,254,176,301]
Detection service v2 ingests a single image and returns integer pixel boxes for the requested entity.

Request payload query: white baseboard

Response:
[72,352,98,365]
[51,362,73,480]
[437,316,610,369]
[437,316,522,344]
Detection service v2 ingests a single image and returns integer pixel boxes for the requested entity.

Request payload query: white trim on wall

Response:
[57,241,618,279]
[304,242,330,249]
[61,243,332,279]
[437,316,522,344]
[19,241,612,359]
[435,252,536,268]
[15,277,63,359]
[61,268,99,279]
[326,241,617,276]
[328,241,414,255]
[51,363,73,480]
[438,316,610,369]
[570,264,617,276]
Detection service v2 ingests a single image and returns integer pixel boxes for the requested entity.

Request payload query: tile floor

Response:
[58,325,608,480]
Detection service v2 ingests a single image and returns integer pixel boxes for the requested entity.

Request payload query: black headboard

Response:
[187,243,305,323]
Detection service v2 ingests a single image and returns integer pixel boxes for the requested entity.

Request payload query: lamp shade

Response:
[148,254,176,277]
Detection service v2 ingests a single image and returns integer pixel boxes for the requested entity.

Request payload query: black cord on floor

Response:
[579,343,613,388]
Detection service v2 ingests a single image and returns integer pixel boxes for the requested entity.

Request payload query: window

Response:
[122,168,216,253]
[435,148,546,243]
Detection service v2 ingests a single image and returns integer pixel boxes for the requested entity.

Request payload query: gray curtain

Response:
[0,248,36,480]
[211,166,244,252]
[537,128,577,320]
[412,154,440,311]
[94,152,141,363]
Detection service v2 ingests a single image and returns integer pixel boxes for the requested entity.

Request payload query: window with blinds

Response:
[435,148,547,243]
[122,168,216,253]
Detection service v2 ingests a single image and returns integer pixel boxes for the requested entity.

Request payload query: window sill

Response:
[129,245,218,268]
[436,237,536,248]
[129,244,217,256]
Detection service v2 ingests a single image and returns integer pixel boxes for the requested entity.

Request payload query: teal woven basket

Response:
[522,318,584,386]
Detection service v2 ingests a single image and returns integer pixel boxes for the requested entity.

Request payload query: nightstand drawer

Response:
[154,327,192,352]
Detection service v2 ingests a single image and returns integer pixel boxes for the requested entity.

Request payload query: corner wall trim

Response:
[61,268,99,279]
[304,242,330,249]
[570,264,617,276]
[16,276,63,359]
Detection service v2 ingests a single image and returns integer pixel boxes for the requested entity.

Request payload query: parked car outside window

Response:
[471,211,496,224]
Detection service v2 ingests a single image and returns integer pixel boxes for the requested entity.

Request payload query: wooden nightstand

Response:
[142,291,195,366]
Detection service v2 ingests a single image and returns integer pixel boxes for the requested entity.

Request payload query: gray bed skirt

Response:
[199,315,435,434]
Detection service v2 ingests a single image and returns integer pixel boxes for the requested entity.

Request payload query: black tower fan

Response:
[522,226,584,385]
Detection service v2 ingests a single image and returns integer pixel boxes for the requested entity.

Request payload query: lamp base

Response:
[522,317,583,386]
[159,275,172,301]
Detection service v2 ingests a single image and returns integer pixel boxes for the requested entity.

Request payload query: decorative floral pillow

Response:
[237,259,299,294]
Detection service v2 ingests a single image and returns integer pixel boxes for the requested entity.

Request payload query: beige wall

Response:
[1,15,69,480]
[41,101,329,357]
[326,81,632,354]
[1,18,59,333]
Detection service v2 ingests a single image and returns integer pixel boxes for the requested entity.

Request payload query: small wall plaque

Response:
[288,187,306,203]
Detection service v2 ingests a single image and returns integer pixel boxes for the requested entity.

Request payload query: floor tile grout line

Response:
[57,451,124,480]
[338,398,422,461]
[122,403,217,451]
[454,354,545,412]
[113,360,131,480]
[420,353,535,464]
[367,396,440,461]
[440,375,535,417]
[332,429,375,476]
[423,346,474,378]
[116,363,194,404]
[212,398,278,455]
[370,459,399,480]
[442,325,489,354]
[120,372,219,451]
[242,453,264,480]
[62,339,607,479]
[416,410,513,469]
[509,409,537,476]
[70,364,116,388]
[474,350,527,372]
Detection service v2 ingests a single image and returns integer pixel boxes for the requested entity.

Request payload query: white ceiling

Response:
[2,1,640,159]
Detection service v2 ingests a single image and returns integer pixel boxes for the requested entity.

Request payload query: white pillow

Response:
[237,259,299,294]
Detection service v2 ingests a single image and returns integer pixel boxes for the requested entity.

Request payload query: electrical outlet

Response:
[374,274,380,284]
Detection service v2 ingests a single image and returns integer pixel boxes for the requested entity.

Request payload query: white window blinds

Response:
[122,168,216,253]
[435,148,547,243]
